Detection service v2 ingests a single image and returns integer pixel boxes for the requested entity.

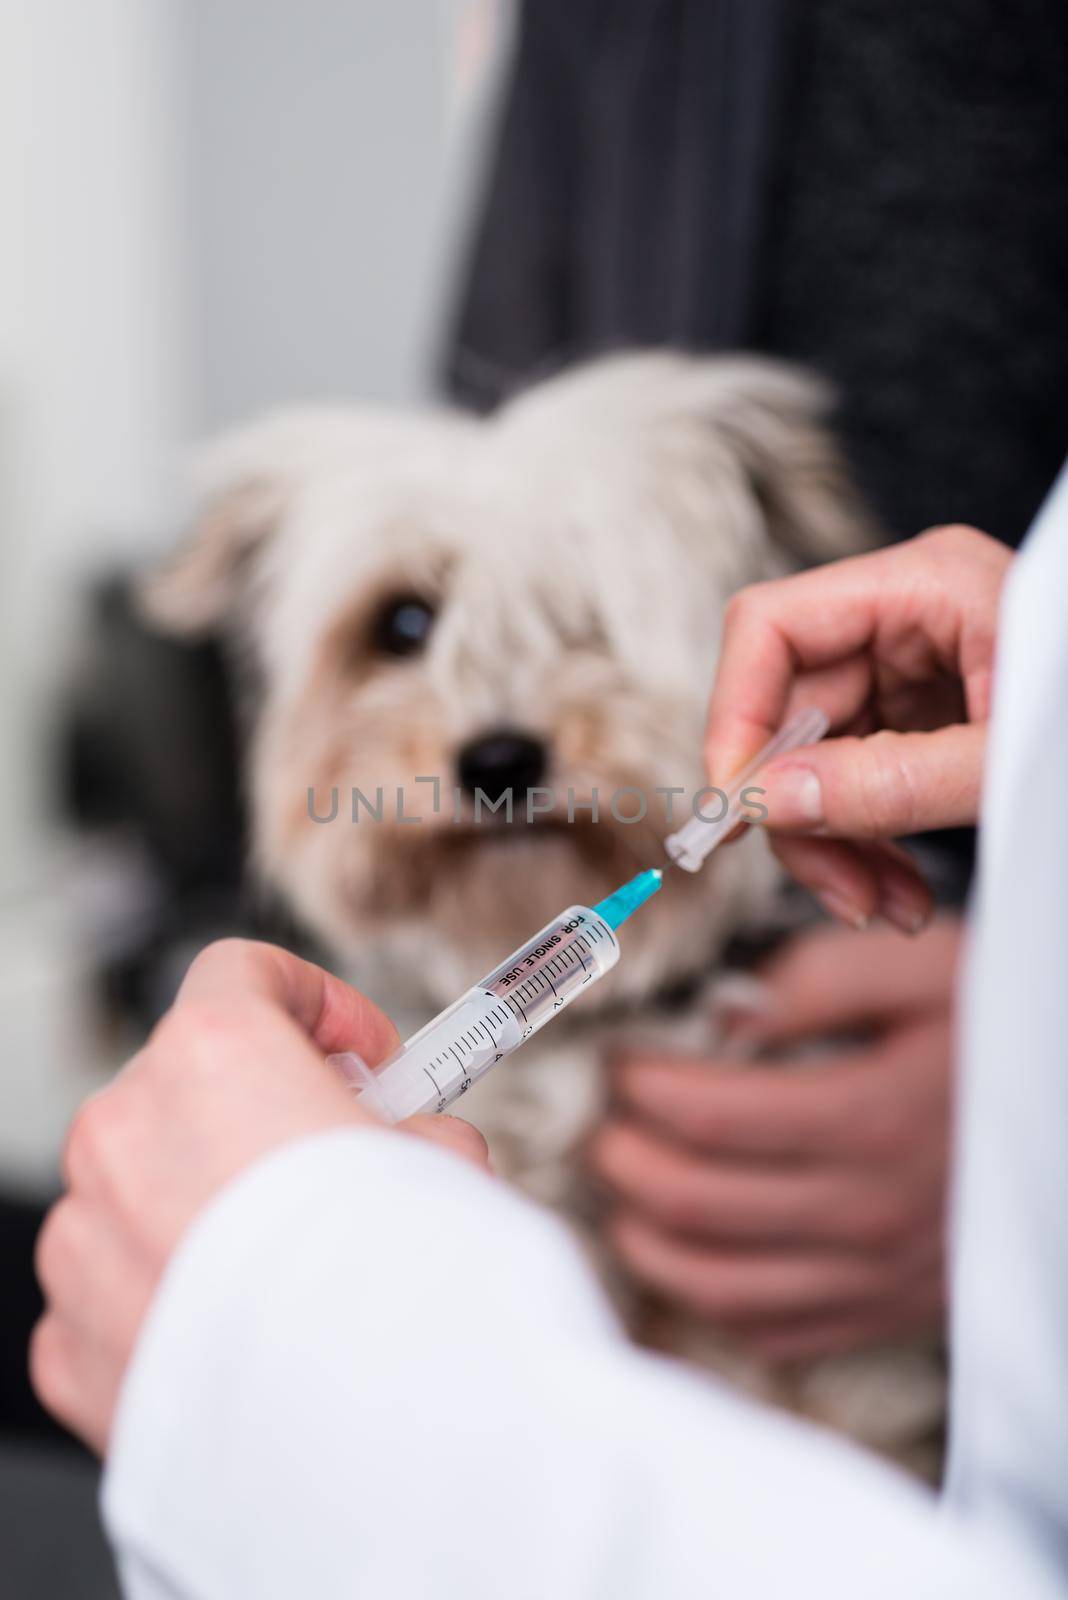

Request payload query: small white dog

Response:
[148,353,944,1471]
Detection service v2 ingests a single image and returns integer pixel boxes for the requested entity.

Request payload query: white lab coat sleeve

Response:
[102,1128,1044,1600]
[945,465,1068,1558]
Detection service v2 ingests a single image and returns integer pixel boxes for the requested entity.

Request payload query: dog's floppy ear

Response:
[704,358,879,563]
[142,408,386,636]
[143,482,278,637]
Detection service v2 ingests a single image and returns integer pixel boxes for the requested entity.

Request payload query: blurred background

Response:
[0,3,510,1592]
[4,1,1067,1591]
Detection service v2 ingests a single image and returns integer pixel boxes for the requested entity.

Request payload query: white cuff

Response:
[103,1126,615,1598]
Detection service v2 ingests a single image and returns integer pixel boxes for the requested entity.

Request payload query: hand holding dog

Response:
[707,525,1011,927]
[589,920,960,1360]
[31,940,488,1455]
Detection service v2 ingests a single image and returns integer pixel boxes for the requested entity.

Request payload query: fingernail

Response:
[818,888,871,930]
[881,887,932,936]
[761,763,824,830]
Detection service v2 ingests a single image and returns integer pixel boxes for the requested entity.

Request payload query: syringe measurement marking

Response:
[386,920,622,1112]
[422,925,618,1102]
[415,1003,516,1104]
[572,935,595,981]
[500,940,595,1024]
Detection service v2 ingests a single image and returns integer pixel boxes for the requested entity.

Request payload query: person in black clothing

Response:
[442,0,1068,1366]
[446,0,1068,547]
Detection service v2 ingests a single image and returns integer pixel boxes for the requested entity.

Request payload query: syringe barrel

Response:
[336,905,620,1122]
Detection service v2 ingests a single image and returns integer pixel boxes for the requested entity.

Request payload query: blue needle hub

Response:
[593,868,664,930]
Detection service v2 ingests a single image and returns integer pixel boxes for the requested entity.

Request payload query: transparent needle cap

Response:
[664,706,829,872]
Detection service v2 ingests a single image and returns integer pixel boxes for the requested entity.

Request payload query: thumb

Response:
[756,724,987,839]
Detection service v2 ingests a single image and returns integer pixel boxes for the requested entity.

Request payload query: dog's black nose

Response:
[457,728,548,804]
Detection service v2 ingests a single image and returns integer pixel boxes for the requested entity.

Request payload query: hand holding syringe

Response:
[329,708,829,1122]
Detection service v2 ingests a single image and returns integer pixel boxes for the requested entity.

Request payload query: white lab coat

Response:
[102,477,1068,1599]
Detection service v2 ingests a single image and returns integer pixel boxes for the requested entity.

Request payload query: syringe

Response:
[329,870,662,1121]
[329,707,828,1122]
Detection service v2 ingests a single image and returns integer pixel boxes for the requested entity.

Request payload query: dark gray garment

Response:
[0,1443,120,1599]
[444,0,1068,548]
[445,0,793,392]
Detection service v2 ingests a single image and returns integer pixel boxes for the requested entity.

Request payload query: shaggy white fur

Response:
[147,352,944,1473]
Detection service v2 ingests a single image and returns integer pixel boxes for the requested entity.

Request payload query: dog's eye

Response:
[369,594,436,657]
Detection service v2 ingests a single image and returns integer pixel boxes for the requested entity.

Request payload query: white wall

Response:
[0,0,195,1186]
[0,0,509,1187]
[0,0,194,885]
[0,0,507,881]
[184,0,506,427]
